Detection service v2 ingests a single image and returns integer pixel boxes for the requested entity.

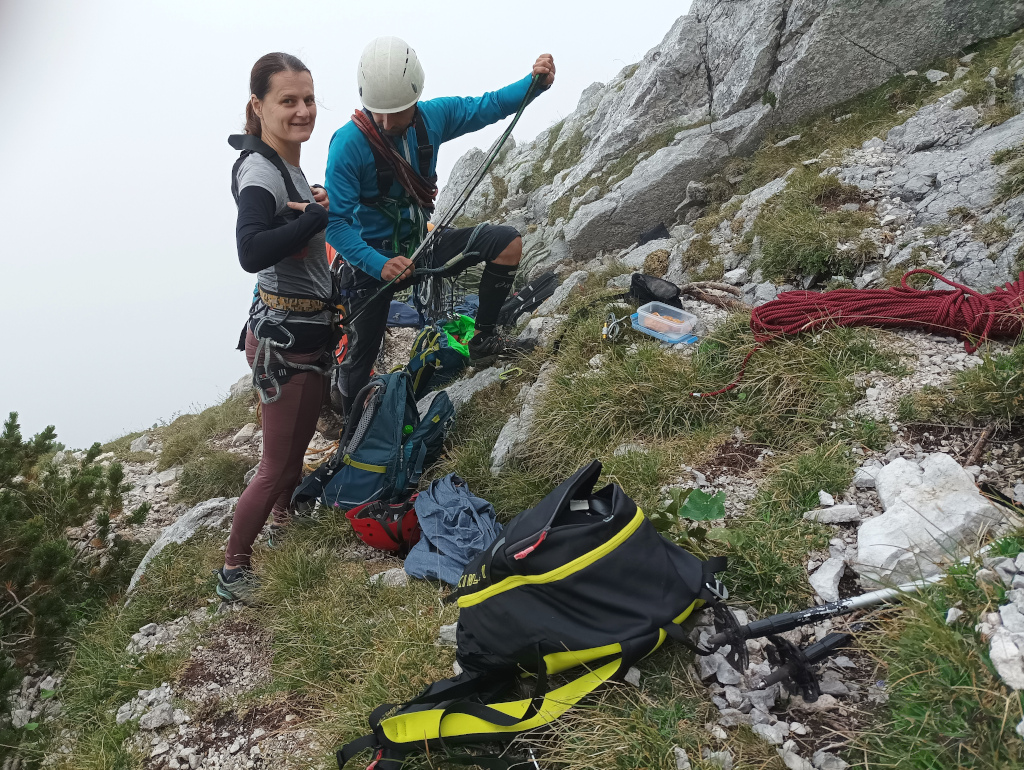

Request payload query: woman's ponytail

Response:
[244,101,262,137]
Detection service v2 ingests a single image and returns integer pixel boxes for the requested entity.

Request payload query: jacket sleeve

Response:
[430,74,541,144]
[235,186,328,274]
[324,126,391,280]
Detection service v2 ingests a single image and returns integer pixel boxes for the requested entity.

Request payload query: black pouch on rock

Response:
[628,273,683,309]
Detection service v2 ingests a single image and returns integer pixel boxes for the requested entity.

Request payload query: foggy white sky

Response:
[0,0,691,448]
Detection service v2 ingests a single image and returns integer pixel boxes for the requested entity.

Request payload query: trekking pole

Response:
[708,544,995,650]
[340,74,546,330]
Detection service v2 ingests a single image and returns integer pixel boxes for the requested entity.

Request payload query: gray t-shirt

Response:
[235,154,332,328]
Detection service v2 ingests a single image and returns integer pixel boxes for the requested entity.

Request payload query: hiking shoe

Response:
[214,567,260,606]
[468,332,536,366]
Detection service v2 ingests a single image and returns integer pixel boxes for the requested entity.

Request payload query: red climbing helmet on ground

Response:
[345,494,421,553]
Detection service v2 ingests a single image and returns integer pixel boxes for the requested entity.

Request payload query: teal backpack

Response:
[291,370,454,512]
[407,315,475,399]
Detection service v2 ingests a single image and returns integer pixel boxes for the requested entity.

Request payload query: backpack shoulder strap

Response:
[358,109,396,208]
[413,109,436,184]
[228,134,306,204]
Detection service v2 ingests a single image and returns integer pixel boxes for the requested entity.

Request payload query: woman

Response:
[218,52,332,604]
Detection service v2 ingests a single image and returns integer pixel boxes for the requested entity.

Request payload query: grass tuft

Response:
[752,169,872,280]
[908,343,1024,424]
[158,396,254,471]
[175,449,255,506]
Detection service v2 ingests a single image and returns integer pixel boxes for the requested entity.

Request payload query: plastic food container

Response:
[635,301,697,343]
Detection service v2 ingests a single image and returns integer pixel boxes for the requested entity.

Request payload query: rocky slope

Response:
[439,0,1024,275]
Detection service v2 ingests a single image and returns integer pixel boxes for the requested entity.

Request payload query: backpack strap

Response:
[228,134,307,204]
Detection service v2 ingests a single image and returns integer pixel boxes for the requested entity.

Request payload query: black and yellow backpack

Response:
[338,460,728,770]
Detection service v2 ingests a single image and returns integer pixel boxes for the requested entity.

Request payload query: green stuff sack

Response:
[337,460,728,770]
[406,314,475,399]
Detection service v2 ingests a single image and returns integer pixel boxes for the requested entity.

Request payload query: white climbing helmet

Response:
[357,36,425,114]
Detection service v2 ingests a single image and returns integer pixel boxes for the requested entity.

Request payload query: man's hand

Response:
[311,185,330,209]
[381,256,414,283]
[533,54,555,88]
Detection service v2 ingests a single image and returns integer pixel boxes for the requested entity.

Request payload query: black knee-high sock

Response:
[475,262,517,337]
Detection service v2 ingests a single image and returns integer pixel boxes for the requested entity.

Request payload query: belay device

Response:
[337,461,729,769]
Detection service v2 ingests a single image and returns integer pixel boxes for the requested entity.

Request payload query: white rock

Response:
[812,751,850,770]
[1000,603,1024,634]
[1014,484,1024,504]
[438,623,458,645]
[535,270,588,316]
[752,722,786,745]
[716,659,742,685]
[232,423,257,445]
[130,434,151,453]
[139,703,176,730]
[989,628,1024,690]
[774,134,802,147]
[229,374,253,398]
[803,504,861,524]
[151,742,170,758]
[156,466,182,486]
[945,607,964,625]
[369,567,409,588]
[818,491,835,506]
[723,268,748,285]
[673,746,692,770]
[809,558,845,603]
[1017,717,1024,740]
[491,364,555,475]
[856,454,1006,586]
[852,467,878,489]
[925,69,949,83]
[418,366,501,418]
[780,751,815,770]
[624,667,641,687]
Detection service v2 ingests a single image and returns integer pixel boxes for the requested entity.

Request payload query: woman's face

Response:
[253,69,316,145]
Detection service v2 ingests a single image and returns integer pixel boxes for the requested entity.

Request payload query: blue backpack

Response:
[292,370,454,512]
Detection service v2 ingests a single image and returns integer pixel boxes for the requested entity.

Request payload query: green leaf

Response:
[706,528,741,545]
[678,489,727,522]
[40,689,55,700]
[24,722,39,731]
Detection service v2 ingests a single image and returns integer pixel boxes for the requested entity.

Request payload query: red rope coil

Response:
[352,110,438,211]
[697,270,1024,397]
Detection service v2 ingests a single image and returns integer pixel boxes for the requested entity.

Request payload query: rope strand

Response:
[696,270,1024,397]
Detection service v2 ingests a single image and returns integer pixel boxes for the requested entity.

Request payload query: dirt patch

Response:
[139,696,323,770]
[176,620,273,704]
[695,437,768,478]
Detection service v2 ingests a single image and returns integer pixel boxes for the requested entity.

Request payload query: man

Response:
[325,36,555,416]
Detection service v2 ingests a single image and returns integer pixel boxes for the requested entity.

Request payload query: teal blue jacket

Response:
[324,74,539,279]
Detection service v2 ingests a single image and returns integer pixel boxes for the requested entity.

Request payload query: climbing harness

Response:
[696,269,1024,398]
[228,133,337,404]
[341,74,547,330]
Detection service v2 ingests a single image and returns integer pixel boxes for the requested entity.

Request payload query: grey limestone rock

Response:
[128,498,237,592]
[808,558,846,603]
[369,567,409,588]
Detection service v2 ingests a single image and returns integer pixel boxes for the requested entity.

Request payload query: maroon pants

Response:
[224,330,326,567]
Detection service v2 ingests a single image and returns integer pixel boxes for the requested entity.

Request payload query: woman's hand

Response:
[286,201,324,213]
